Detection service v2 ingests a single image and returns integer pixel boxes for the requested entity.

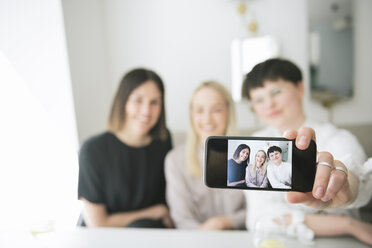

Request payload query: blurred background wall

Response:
[61,0,372,147]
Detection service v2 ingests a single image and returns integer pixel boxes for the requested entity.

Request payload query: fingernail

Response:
[283,130,290,137]
[321,195,330,202]
[298,136,308,147]
[314,187,324,198]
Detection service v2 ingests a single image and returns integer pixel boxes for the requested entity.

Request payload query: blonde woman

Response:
[165,81,246,230]
[246,150,268,188]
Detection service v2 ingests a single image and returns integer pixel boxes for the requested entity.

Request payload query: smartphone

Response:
[204,136,317,192]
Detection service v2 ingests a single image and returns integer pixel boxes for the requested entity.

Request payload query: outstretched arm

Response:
[281,213,372,246]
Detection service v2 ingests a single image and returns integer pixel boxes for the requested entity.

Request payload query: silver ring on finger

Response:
[317,161,333,169]
[334,166,348,177]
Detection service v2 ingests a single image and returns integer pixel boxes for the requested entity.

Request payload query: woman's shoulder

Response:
[164,144,187,175]
[266,162,274,169]
[165,144,186,162]
[80,132,115,153]
[246,163,255,169]
[78,132,116,170]
[307,120,356,142]
[282,161,291,167]
[228,158,235,165]
[152,129,173,148]
[245,163,254,172]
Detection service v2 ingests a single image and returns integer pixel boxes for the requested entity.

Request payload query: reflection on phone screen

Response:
[227,139,293,190]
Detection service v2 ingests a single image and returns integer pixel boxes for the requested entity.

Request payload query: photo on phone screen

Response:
[227,139,292,190]
[204,136,316,192]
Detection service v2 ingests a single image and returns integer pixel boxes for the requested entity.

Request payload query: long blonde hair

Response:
[186,81,237,176]
[251,150,267,176]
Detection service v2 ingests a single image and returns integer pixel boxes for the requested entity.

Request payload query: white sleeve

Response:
[267,165,290,189]
[267,165,279,188]
[284,162,292,186]
[317,126,368,208]
[346,158,372,209]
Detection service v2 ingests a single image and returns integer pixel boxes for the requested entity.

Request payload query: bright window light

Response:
[0,0,82,231]
[231,36,280,101]
[0,51,81,231]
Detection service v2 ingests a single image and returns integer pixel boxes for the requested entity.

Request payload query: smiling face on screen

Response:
[269,150,283,166]
[255,150,266,168]
[237,148,250,163]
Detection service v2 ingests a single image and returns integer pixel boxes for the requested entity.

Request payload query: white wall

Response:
[63,0,372,144]
[102,0,314,133]
[62,0,111,143]
[103,0,244,133]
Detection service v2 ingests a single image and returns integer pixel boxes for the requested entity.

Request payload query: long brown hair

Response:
[107,68,168,140]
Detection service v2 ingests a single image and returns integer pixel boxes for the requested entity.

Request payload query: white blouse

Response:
[267,161,292,189]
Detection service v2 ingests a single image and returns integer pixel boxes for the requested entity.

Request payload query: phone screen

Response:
[205,136,316,192]
[227,139,292,190]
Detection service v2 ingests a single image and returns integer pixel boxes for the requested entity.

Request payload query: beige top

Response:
[165,145,246,229]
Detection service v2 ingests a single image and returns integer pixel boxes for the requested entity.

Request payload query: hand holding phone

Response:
[284,128,353,210]
[204,127,355,210]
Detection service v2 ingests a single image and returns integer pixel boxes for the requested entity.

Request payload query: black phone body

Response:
[204,136,317,192]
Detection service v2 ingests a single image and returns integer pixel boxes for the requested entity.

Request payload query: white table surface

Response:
[1,227,370,248]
